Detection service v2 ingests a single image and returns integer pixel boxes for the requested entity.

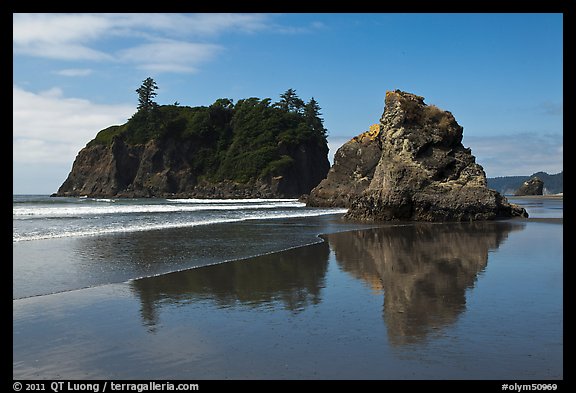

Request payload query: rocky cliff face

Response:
[514,176,544,196]
[56,136,328,198]
[306,124,382,207]
[315,90,527,221]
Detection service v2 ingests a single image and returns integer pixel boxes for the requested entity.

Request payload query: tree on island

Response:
[128,77,160,135]
[276,88,305,113]
[136,77,159,113]
[304,97,327,137]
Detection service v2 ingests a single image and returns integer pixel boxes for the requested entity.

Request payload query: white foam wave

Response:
[166,198,299,204]
[13,201,306,218]
[13,208,348,242]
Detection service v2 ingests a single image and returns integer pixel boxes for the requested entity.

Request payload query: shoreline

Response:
[13,211,562,302]
[13,196,562,379]
[12,213,379,300]
[507,194,563,199]
[13,217,562,379]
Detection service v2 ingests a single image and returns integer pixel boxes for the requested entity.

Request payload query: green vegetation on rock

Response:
[87,89,328,185]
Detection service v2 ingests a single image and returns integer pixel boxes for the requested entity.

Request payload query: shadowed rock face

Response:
[55,137,329,199]
[342,90,527,221]
[307,124,383,207]
[515,177,544,196]
[325,221,523,345]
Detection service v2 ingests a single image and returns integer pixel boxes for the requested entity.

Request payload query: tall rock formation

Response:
[306,124,382,207]
[314,90,527,221]
[514,176,544,196]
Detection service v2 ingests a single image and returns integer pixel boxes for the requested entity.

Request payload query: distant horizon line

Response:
[12,170,563,196]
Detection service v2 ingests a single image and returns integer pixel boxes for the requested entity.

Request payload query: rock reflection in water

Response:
[130,241,330,327]
[325,221,523,346]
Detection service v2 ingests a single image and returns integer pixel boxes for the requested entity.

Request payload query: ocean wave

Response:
[13,208,348,242]
[13,201,306,218]
[166,198,299,204]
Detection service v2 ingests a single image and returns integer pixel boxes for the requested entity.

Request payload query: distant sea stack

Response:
[514,177,544,196]
[487,171,562,195]
[54,93,329,199]
[309,90,527,221]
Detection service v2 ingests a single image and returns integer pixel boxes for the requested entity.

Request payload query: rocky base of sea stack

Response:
[344,187,528,222]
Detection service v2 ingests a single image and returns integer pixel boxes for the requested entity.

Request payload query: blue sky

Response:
[13,13,563,194]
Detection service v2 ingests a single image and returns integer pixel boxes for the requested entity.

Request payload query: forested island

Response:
[54,80,534,222]
[54,79,329,198]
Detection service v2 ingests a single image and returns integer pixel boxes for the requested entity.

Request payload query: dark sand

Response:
[13,218,562,379]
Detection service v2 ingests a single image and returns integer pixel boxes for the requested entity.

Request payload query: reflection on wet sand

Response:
[131,241,330,327]
[325,221,524,346]
[130,220,524,343]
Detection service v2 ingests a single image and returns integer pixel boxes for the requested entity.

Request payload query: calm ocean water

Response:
[13,195,562,379]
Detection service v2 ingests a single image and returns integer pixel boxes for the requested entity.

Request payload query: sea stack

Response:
[53,96,330,199]
[332,90,527,221]
[306,124,383,207]
[514,177,544,196]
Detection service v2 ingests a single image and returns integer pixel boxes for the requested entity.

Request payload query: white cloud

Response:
[327,136,351,164]
[270,19,328,34]
[13,13,270,65]
[13,85,134,165]
[55,68,93,77]
[139,13,270,35]
[13,139,78,165]
[17,43,111,61]
[463,133,563,177]
[100,13,271,37]
[13,13,113,60]
[13,13,318,74]
[13,13,112,45]
[118,41,222,74]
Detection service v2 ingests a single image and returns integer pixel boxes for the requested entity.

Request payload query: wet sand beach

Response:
[13,209,562,379]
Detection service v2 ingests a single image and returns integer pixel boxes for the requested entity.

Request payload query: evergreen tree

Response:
[277,88,305,113]
[211,98,234,109]
[304,97,327,138]
[136,77,159,113]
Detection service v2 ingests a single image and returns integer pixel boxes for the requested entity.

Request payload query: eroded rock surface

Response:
[321,90,527,221]
[514,177,544,196]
